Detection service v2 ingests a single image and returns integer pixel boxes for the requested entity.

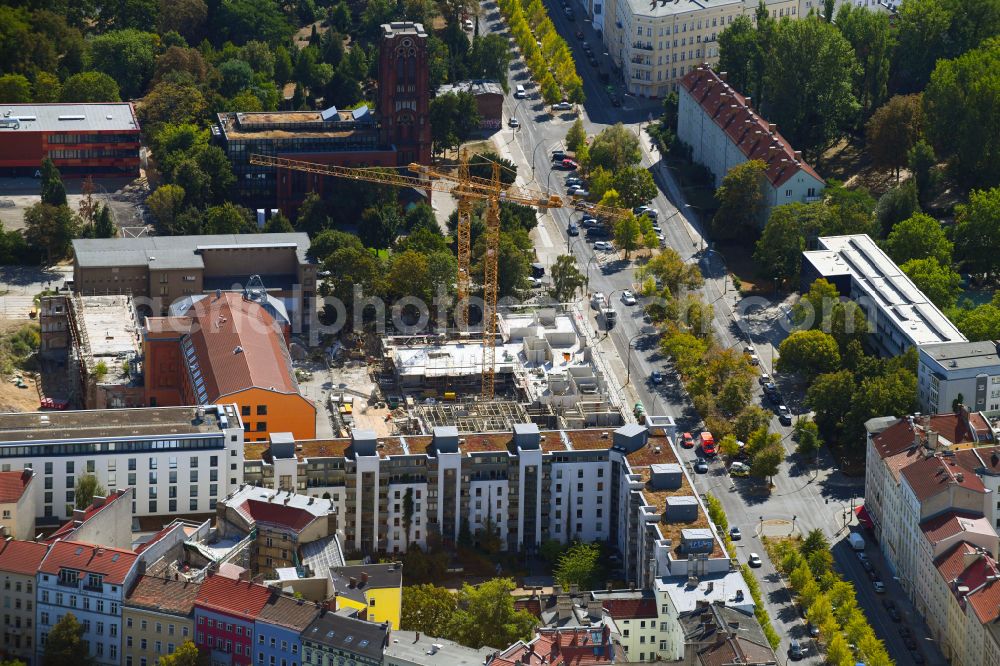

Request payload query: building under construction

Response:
[378,308,624,434]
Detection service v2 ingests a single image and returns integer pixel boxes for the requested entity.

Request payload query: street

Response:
[482,0,943,663]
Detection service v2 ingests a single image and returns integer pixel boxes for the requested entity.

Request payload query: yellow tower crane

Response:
[247,153,630,398]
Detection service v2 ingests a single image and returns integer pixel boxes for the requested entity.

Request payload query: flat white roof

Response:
[657,570,755,614]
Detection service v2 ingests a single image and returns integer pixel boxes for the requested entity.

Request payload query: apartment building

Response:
[243,420,735,586]
[301,608,389,666]
[329,564,402,629]
[44,489,133,550]
[144,292,316,441]
[71,233,317,325]
[918,341,1000,415]
[0,470,36,540]
[254,594,321,666]
[0,404,244,525]
[35,541,141,665]
[194,575,273,666]
[802,235,967,357]
[0,539,48,664]
[677,66,825,222]
[931,543,1000,666]
[491,625,626,664]
[123,575,200,666]
[384,630,494,666]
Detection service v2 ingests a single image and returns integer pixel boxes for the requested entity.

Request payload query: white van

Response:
[514,85,526,99]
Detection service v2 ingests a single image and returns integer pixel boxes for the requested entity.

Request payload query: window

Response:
[257,405,267,415]
[241,406,251,416]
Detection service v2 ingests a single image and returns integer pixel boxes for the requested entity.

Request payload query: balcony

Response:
[632,42,654,51]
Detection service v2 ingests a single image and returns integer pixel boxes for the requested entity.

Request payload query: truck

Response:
[848,532,865,551]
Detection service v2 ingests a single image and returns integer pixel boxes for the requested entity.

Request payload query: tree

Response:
[806,369,855,441]
[401,584,457,637]
[924,37,1000,189]
[428,91,480,155]
[192,145,235,204]
[794,278,841,330]
[0,74,31,102]
[139,81,207,130]
[613,167,658,209]
[717,16,761,98]
[203,203,255,235]
[719,434,741,457]
[88,29,158,99]
[550,255,585,303]
[866,95,923,179]
[801,528,830,558]
[554,542,601,589]
[762,17,859,154]
[172,159,211,209]
[39,158,66,207]
[613,212,640,260]
[776,330,842,379]
[835,5,893,117]
[588,123,641,172]
[262,213,294,234]
[359,204,403,250]
[94,205,115,239]
[885,213,951,266]
[74,474,106,510]
[24,204,77,264]
[468,34,510,87]
[844,368,917,446]
[754,202,830,288]
[794,419,822,456]
[565,118,587,152]
[733,405,772,442]
[875,181,920,236]
[901,257,961,308]
[713,160,767,238]
[44,613,95,666]
[216,0,294,44]
[908,140,938,207]
[33,72,62,103]
[147,184,187,234]
[295,192,331,237]
[449,578,537,649]
[469,152,516,187]
[750,443,783,486]
[386,250,433,303]
[953,187,1000,280]
[826,633,854,666]
[823,181,878,237]
[157,641,200,666]
[158,0,207,43]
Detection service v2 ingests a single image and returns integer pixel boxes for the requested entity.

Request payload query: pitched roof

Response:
[303,609,388,660]
[194,574,272,621]
[935,541,979,584]
[491,626,623,666]
[869,418,914,460]
[237,498,319,533]
[45,489,132,543]
[0,539,49,576]
[698,635,776,666]
[256,593,322,632]
[901,455,986,502]
[0,469,33,503]
[920,511,994,545]
[602,598,657,620]
[329,563,402,605]
[38,541,138,585]
[182,292,302,402]
[679,66,822,188]
[126,576,201,616]
[935,542,1000,624]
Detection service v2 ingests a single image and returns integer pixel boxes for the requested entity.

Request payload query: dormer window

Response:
[86,574,103,590]
[58,569,79,586]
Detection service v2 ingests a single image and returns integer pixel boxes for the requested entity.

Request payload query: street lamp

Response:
[585,253,601,292]
[625,325,656,384]
[532,139,562,177]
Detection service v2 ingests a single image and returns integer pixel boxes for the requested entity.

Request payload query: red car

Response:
[700,431,717,457]
[681,432,695,449]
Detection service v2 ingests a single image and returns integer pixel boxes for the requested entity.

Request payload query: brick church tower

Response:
[378,22,432,166]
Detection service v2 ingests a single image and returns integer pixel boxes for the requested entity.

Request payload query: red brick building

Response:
[0,103,140,177]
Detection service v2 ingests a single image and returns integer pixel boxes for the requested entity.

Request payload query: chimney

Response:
[72,508,86,522]
[606,581,613,592]
[768,123,776,132]
[744,96,751,109]
[349,577,357,588]
[718,71,727,81]
[360,572,369,585]
[557,594,573,620]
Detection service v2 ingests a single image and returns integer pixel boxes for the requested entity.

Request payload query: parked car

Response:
[580,216,598,227]
[571,188,590,198]
[553,150,567,162]
[730,526,742,540]
[586,226,610,239]
[694,459,709,474]
[762,381,778,395]
[748,553,762,567]
[681,432,695,448]
[575,30,585,39]
[558,158,579,170]
[788,640,805,661]
[729,461,750,477]
[873,579,885,593]
[650,371,663,385]
[553,101,573,111]
[807,622,820,637]
[591,292,606,309]
[857,550,868,562]
[594,241,614,251]
[508,117,520,128]
[887,605,901,622]
[620,290,637,306]
[758,373,771,385]
[567,223,579,236]
[777,405,792,426]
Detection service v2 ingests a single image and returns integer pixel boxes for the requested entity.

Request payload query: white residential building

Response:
[802,235,967,357]
[676,66,826,224]
[918,341,1000,415]
[0,404,244,526]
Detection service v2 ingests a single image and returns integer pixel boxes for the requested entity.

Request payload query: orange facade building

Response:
[144,292,316,441]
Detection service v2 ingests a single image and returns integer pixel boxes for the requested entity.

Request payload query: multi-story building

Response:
[216,22,431,214]
[214,484,337,578]
[144,292,317,441]
[0,470,36,540]
[802,234,967,357]
[677,66,825,224]
[301,608,389,666]
[194,574,273,666]
[44,488,133,550]
[253,594,321,666]
[918,341,1000,415]
[384,630,494,666]
[931,542,1000,666]
[328,564,402,629]
[71,233,317,325]
[490,625,626,664]
[0,539,48,664]
[35,541,140,665]
[0,404,243,525]
[0,103,140,177]
[680,600,777,666]
[123,575,200,666]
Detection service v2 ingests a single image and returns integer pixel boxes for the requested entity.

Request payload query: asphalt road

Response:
[483,1,942,663]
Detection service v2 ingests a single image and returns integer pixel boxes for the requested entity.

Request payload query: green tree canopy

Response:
[613,167,657,209]
[875,181,920,236]
[74,474,106,510]
[203,202,255,234]
[806,369,856,443]
[550,255,586,303]
[866,94,923,179]
[554,542,601,590]
[776,330,842,379]
[713,160,767,238]
[24,203,77,264]
[39,158,66,207]
[157,641,201,666]
[835,5,893,117]
[44,613,95,666]
[565,118,587,152]
[88,29,158,99]
[717,15,762,98]
[754,202,829,287]
[0,74,32,102]
[901,257,961,308]
[359,204,403,250]
[401,583,457,637]
[449,578,537,649]
[147,184,187,234]
[884,213,951,266]
[588,123,642,172]
[953,187,1000,280]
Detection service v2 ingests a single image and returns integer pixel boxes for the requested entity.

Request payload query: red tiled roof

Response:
[45,489,131,543]
[901,455,986,502]
[126,575,201,615]
[0,539,50,576]
[38,541,138,585]
[183,292,301,400]
[236,498,318,533]
[935,542,1000,624]
[679,66,823,188]
[956,447,1000,474]
[968,575,1000,624]
[921,511,994,545]
[194,574,272,621]
[514,598,542,618]
[870,418,914,460]
[699,635,775,666]
[603,598,657,620]
[0,469,33,503]
[935,541,979,584]
[491,627,621,666]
